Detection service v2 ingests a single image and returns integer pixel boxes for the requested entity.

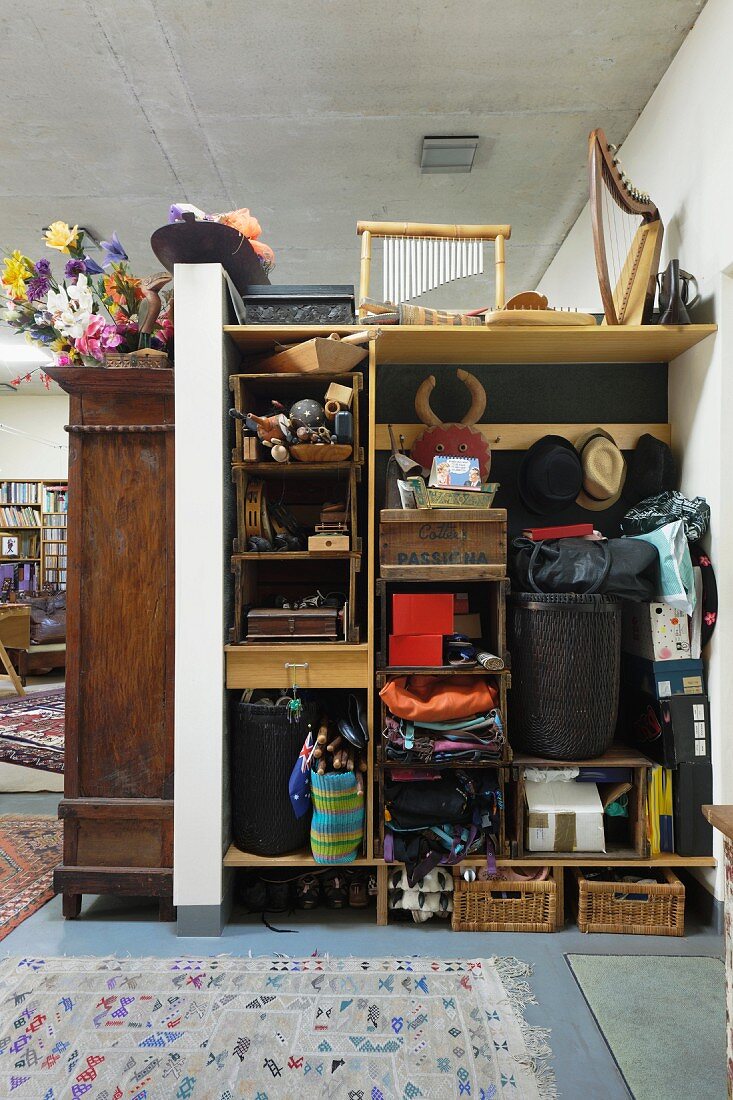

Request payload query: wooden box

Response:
[452,868,561,932]
[574,868,684,935]
[380,508,506,579]
[246,607,341,640]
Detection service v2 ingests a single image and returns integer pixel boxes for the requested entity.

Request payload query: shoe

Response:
[241,875,267,913]
[264,875,292,913]
[348,871,369,908]
[321,871,349,909]
[295,873,321,910]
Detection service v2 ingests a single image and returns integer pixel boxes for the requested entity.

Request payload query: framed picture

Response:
[1,536,19,558]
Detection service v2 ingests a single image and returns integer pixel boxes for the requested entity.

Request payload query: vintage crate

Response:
[233,285,355,325]
[574,868,684,935]
[380,508,507,579]
[452,868,561,932]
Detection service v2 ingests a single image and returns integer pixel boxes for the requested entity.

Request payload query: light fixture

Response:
[420,135,479,174]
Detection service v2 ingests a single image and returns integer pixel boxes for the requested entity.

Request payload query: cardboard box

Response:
[625,691,710,767]
[388,633,443,667]
[621,601,691,661]
[454,612,482,639]
[672,762,713,856]
[622,654,705,699]
[525,780,606,853]
[392,593,454,635]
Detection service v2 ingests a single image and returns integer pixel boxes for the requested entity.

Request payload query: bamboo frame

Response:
[356,221,511,317]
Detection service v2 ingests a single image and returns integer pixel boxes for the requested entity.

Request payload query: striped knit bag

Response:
[310,771,364,864]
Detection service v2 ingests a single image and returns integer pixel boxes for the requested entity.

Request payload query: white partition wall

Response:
[173,263,232,935]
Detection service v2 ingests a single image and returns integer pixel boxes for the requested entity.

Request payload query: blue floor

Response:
[2,794,725,1099]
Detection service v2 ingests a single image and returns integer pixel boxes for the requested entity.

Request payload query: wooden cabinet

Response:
[47,365,175,920]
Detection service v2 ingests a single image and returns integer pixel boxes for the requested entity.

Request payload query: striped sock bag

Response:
[310,771,364,864]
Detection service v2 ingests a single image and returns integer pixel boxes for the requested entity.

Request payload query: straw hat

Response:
[575,428,627,511]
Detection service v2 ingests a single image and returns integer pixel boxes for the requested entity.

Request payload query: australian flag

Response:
[289,728,315,818]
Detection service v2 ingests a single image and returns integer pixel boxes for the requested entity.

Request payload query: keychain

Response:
[285,662,307,722]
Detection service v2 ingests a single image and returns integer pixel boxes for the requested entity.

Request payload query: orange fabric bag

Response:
[379,675,499,721]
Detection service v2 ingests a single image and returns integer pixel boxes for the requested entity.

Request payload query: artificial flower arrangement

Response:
[168,203,275,274]
[1,222,173,386]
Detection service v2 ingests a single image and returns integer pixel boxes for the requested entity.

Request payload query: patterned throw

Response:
[0,688,64,773]
[310,770,364,864]
[0,955,555,1098]
[0,816,62,942]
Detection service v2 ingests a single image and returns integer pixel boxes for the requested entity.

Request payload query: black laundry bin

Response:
[509,592,622,760]
[231,700,319,856]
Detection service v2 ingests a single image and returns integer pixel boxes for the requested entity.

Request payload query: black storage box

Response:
[673,761,713,856]
[623,690,710,767]
[234,285,355,325]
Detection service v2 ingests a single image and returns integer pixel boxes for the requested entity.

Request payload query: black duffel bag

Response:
[385,778,472,829]
[510,536,658,600]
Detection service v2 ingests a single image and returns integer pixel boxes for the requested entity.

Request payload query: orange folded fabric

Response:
[379,675,499,721]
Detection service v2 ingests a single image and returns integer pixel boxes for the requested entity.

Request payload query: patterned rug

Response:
[0,688,64,773]
[0,955,555,1098]
[0,816,62,942]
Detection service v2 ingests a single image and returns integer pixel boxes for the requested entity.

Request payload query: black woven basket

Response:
[231,701,319,855]
[508,592,622,760]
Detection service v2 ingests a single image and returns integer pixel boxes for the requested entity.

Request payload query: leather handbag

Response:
[510,536,658,600]
[379,675,499,721]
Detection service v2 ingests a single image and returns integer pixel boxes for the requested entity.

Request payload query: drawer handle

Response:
[285,662,309,670]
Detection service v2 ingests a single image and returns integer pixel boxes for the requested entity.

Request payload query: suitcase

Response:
[245,607,341,640]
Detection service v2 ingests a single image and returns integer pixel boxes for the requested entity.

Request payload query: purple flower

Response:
[64,258,86,282]
[26,275,50,301]
[83,255,105,275]
[34,258,51,277]
[99,232,128,266]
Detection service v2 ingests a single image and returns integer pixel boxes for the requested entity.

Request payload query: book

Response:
[522,523,594,540]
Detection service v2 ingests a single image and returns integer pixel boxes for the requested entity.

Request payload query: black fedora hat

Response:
[518,435,583,515]
[623,434,678,506]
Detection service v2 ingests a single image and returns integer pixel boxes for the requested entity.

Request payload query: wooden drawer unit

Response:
[225,643,370,689]
[380,508,507,579]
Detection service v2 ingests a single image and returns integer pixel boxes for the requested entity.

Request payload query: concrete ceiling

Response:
[0,0,706,392]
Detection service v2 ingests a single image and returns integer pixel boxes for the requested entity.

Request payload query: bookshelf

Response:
[0,479,68,593]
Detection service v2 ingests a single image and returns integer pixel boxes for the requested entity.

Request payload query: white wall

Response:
[539,0,730,896]
[0,396,69,480]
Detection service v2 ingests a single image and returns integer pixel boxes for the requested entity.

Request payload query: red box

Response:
[392,593,454,635]
[389,634,444,667]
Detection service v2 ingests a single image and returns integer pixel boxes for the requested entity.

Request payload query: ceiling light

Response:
[420,135,479,174]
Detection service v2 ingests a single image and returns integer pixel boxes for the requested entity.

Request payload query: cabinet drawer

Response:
[225,643,369,688]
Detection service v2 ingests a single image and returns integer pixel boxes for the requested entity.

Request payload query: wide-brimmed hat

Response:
[575,428,627,511]
[518,435,583,515]
[623,433,678,506]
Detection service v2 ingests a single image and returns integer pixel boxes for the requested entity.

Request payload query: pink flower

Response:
[76,315,123,361]
[56,354,71,366]
[704,611,717,626]
[699,554,711,566]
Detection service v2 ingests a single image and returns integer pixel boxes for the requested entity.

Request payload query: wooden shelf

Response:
[703,804,733,842]
[233,551,361,561]
[226,642,370,689]
[454,853,717,868]
[232,461,359,478]
[381,565,505,581]
[513,745,652,768]
[378,664,509,677]
[224,845,375,867]
[224,323,716,364]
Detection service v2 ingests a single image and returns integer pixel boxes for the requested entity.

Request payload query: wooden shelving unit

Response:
[0,479,68,592]
[221,320,718,926]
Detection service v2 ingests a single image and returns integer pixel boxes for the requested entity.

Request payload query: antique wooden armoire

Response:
[47,365,175,920]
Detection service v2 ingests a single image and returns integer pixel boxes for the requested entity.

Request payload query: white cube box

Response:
[621,601,691,662]
[525,780,606,853]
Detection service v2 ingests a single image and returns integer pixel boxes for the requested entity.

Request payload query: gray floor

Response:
[1,791,725,1099]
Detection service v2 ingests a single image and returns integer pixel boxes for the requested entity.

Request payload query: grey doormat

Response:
[566,953,725,1099]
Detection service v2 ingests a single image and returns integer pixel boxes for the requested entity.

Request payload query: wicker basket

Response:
[575,868,685,936]
[231,700,320,856]
[509,592,621,759]
[452,870,559,932]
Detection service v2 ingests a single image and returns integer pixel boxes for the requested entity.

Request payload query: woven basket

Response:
[452,870,558,932]
[231,701,319,856]
[575,868,685,935]
[509,592,621,759]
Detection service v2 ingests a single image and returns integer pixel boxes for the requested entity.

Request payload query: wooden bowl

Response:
[290,444,353,464]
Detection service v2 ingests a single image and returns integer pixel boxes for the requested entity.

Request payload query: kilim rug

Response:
[0,688,64,773]
[0,816,62,942]
[0,955,555,1099]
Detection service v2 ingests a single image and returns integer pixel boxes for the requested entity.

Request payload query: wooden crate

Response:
[509,752,651,860]
[229,371,363,465]
[380,508,506,579]
[574,868,684,935]
[452,868,561,932]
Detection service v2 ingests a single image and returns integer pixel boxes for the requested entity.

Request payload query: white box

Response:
[621,601,691,662]
[525,780,606,853]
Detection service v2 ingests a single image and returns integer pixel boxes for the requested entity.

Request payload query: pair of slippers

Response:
[444,633,478,667]
[337,693,369,748]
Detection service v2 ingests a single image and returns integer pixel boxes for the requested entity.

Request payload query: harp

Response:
[355,222,511,320]
[589,129,663,325]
